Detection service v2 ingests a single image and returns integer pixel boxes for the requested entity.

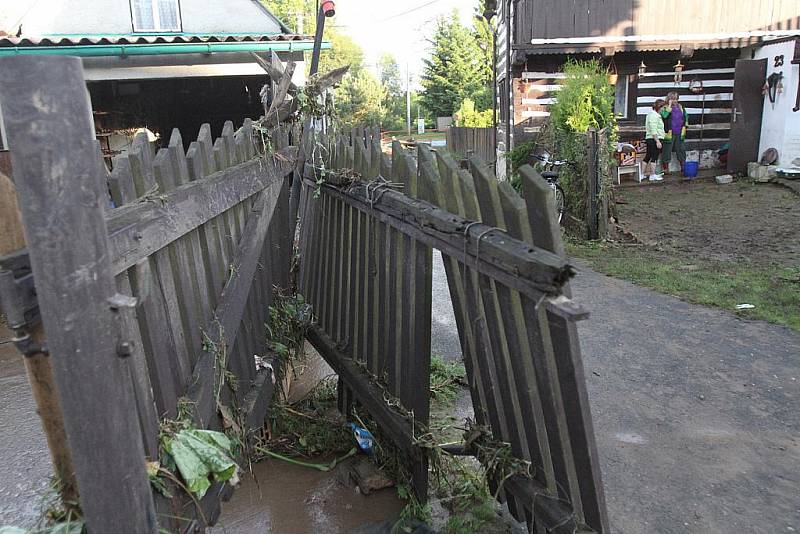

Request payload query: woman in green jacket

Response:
[660,91,689,175]
[644,99,666,181]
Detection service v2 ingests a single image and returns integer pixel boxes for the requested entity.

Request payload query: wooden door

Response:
[728,59,767,174]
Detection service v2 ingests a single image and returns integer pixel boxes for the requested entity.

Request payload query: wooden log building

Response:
[494,0,800,177]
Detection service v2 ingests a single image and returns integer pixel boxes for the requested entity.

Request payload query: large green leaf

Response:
[164,429,238,498]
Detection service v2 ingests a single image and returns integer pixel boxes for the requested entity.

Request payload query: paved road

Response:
[431,254,800,533]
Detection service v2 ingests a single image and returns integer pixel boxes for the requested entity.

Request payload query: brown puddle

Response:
[213,457,404,533]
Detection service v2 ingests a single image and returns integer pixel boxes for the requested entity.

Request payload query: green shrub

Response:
[453,98,493,128]
[538,59,618,231]
[549,59,616,134]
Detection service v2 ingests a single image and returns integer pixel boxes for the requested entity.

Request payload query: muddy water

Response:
[215,347,404,533]
[213,457,404,533]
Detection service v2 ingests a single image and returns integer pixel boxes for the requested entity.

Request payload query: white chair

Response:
[616,163,643,184]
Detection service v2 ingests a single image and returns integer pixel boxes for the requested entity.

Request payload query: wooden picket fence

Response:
[0,57,295,532]
[298,126,609,533]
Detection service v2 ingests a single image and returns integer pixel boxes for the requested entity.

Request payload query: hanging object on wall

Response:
[763,72,784,107]
[638,61,647,78]
[673,60,685,83]
[608,57,619,85]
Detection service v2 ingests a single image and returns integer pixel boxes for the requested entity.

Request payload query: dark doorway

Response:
[728,59,767,174]
[87,76,266,150]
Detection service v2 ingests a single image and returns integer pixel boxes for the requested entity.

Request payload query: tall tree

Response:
[378,53,404,97]
[336,70,387,127]
[419,12,485,118]
[261,0,363,75]
[318,31,365,75]
[261,0,314,33]
[473,0,494,87]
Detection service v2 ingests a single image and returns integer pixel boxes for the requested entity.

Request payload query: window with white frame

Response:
[614,75,631,119]
[131,0,182,32]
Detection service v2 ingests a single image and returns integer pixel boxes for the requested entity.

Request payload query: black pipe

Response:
[309,6,326,76]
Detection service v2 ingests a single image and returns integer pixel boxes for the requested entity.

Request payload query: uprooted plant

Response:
[265,290,313,396]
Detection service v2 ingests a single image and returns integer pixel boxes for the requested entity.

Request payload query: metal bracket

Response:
[0,250,39,330]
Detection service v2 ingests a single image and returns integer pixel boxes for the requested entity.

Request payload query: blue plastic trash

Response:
[349,423,375,454]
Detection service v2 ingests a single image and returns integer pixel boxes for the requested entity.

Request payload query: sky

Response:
[328,0,476,87]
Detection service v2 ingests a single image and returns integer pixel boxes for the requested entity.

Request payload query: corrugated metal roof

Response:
[518,30,800,55]
[0,33,314,48]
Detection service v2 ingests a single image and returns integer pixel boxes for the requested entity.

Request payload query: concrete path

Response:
[431,255,800,533]
[0,327,52,528]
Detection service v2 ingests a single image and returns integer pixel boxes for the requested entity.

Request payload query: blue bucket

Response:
[684,161,699,178]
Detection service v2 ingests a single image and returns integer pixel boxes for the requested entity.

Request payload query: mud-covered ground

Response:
[615,179,800,266]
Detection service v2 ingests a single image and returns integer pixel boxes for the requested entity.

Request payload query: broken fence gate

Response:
[299,127,609,533]
[0,56,295,532]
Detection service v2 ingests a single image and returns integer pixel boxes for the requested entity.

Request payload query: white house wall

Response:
[753,39,800,167]
[0,0,283,36]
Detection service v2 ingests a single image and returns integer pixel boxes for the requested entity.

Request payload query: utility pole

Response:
[406,62,412,137]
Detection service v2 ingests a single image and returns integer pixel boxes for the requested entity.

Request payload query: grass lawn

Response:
[398,131,446,143]
[567,240,800,332]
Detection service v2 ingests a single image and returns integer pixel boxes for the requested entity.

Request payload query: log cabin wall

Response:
[513,49,740,152]
[495,0,800,171]
[514,0,800,43]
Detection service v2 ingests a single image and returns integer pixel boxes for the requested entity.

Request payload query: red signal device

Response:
[322,0,336,17]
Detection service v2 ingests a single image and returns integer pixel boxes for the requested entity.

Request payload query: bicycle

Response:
[532,152,567,224]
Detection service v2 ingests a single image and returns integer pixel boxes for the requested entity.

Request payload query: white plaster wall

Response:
[754,39,800,167]
[0,0,283,36]
[180,0,283,34]
[0,0,133,35]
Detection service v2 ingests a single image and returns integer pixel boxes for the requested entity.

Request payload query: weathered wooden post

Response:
[0,158,79,508]
[0,56,157,532]
[586,127,599,240]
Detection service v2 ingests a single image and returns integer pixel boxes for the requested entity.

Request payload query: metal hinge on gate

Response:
[0,251,40,331]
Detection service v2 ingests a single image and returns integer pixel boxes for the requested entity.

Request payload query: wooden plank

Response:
[586,129,599,240]
[0,55,157,532]
[115,274,160,458]
[220,122,258,381]
[301,174,574,301]
[424,151,490,428]
[308,326,421,453]
[520,166,609,532]
[448,155,512,444]
[168,129,213,362]
[114,156,183,418]
[186,138,224,310]
[269,61,297,115]
[318,192,333,332]
[405,150,433,502]
[108,149,295,275]
[335,196,348,343]
[496,181,558,492]
[0,162,25,253]
[129,259,181,417]
[138,148,191,388]
[186,175,286,427]
[108,147,162,460]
